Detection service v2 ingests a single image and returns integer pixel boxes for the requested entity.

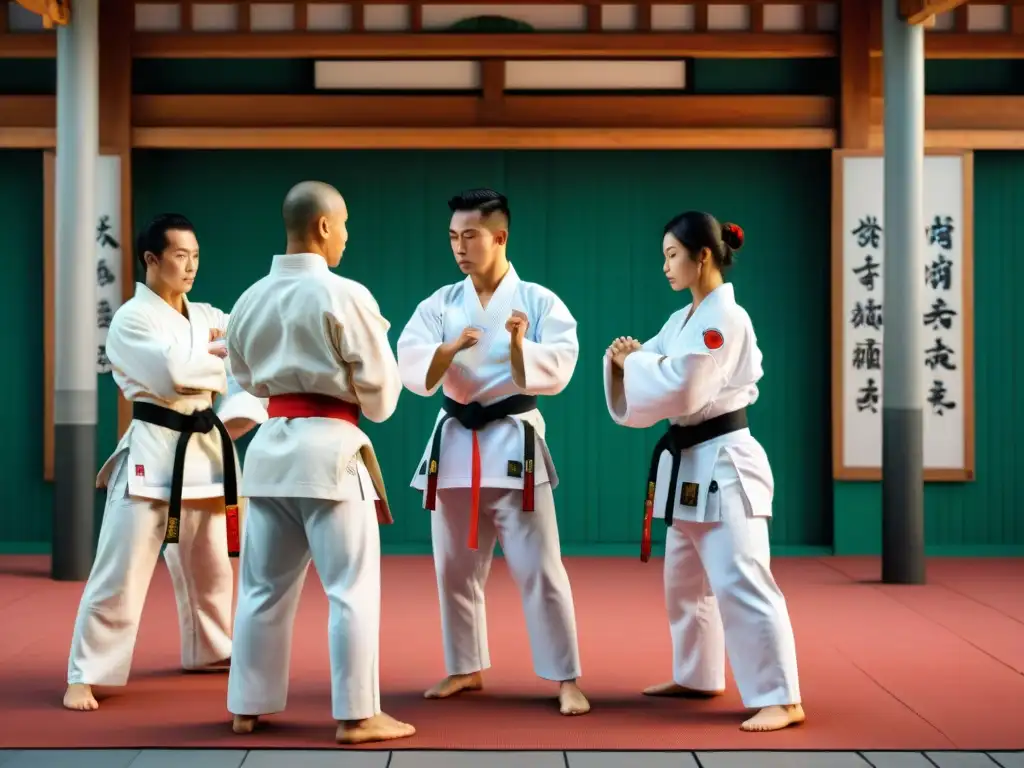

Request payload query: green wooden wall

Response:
[834,152,1024,556]
[129,149,833,555]
[0,151,122,549]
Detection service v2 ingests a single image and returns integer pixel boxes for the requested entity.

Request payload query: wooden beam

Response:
[899,0,968,26]
[917,34,1024,58]
[131,32,836,59]
[0,126,54,147]
[839,0,872,149]
[130,94,835,130]
[17,92,1024,151]
[131,126,838,150]
[870,95,1024,131]
[0,32,55,57]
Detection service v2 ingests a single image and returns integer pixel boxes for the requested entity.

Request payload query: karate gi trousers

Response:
[227,461,382,722]
[431,482,582,682]
[66,454,234,686]
[663,456,801,709]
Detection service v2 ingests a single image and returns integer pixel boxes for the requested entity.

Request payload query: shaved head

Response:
[282,180,349,266]
[283,181,344,238]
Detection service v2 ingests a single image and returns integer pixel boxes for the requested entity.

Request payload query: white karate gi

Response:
[396,263,582,682]
[225,252,401,722]
[604,282,801,709]
[67,283,263,688]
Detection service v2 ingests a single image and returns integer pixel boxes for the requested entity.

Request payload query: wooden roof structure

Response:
[1,0,1020,154]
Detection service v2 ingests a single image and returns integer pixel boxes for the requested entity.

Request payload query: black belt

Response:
[132,402,240,557]
[646,408,749,527]
[423,393,539,515]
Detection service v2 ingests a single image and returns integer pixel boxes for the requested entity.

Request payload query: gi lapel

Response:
[458,263,521,368]
[182,295,211,360]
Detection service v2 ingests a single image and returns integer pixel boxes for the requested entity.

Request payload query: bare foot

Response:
[63,683,99,711]
[424,672,483,699]
[642,681,725,698]
[232,714,258,734]
[336,712,416,744]
[558,680,590,716]
[740,704,805,732]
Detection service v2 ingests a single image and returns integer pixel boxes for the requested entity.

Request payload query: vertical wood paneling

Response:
[130,148,833,552]
[0,150,54,544]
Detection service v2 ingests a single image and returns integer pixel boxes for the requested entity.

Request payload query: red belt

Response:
[267,394,392,524]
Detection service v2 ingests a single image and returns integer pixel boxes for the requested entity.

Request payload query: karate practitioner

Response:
[604,211,804,732]
[397,188,589,716]
[225,181,415,745]
[64,213,266,712]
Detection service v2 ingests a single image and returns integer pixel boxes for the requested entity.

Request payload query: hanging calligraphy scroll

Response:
[43,151,125,480]
[831,149,975,482]
[94,156,123,374]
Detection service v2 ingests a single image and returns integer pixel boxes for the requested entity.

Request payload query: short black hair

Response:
[663,211,744,272]
[136,213,196,271]
[447,188,510,227]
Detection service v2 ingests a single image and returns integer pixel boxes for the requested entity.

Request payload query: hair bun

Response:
[721,222,744,250]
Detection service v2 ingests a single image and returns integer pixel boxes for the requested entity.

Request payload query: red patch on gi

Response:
[135,464,145,477]
[703,328,725,350]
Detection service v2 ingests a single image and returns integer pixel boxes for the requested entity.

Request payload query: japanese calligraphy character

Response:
[923,297,957,330]
[927,379,956,416]
[97,259,115,287]
[925,338,957,371]
[926,215,954,251]
[857,378,880,414]
[850,298,883,330]
[853,338,882,370]
[925,253,953,291]
[852,254,881,292]
[96,215,120,249]
[97,299,113,330]
[851,216,882,249]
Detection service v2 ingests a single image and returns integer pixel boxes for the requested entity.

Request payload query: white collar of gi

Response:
[270,253,331,274]
[707,282,735,306]
[134,281,192,319]
[684,282,735,327]
[463,262,520,310]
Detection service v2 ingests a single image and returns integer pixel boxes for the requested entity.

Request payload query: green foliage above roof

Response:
[446,15,535,33]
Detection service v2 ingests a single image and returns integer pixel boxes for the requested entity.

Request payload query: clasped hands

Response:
[207,328,228,359]
[607,336,642,369]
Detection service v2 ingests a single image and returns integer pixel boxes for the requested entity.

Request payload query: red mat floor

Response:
[0,554,1022,751]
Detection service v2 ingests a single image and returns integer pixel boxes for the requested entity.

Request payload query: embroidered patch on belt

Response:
[709,480,719,494]
[419,461,426,475]
[135,464,145,477]
[680,482,699,506]
[507,460,523,478]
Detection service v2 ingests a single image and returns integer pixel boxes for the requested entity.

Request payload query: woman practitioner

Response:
[603,210,804,732]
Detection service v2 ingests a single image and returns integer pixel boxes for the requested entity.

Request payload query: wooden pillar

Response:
[840,0,873,149]
[99,0,135,438]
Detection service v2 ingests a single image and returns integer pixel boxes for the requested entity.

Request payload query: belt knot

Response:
[189,408,217,434]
